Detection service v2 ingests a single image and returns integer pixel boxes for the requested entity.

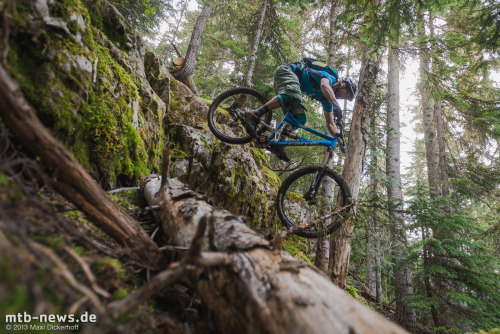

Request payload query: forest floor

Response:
[0,155,216,333]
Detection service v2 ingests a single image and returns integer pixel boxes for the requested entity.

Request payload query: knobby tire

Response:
[276,166,351,238]
[207,87,272,144]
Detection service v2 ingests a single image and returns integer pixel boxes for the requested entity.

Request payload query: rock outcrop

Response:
[5,0,279,231]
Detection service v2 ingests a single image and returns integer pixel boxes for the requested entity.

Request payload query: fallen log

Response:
[143,175,409,334]
[0,65,164,268]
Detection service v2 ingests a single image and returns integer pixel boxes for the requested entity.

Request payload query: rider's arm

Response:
[323,110,339,137]
[320,77,339,106]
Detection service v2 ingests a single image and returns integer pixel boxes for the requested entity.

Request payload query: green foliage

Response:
[108,0,174,34]
[406,184,500,330]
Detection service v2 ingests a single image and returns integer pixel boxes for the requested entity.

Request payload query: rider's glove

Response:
[333,103,343,125]
[340,143,347,154]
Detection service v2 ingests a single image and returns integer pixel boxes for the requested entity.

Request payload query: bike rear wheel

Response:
[208,87,272,144]
[276,166,351,238]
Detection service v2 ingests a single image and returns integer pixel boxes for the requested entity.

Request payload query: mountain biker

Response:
[244,62,357,162]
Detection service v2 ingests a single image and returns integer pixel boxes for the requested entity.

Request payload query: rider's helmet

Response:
[342,77,358,101]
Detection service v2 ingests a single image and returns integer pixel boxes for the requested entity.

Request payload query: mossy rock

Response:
[7,0,168,188]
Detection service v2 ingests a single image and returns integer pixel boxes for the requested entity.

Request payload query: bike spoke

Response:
[208,88,270,144]
[277,166,350,238]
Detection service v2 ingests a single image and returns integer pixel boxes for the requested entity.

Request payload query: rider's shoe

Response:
[267,144,290,162]
[243,105,271,137]
[243,111,260,137]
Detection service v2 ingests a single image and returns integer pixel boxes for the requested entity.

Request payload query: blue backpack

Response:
[296,57,339,81]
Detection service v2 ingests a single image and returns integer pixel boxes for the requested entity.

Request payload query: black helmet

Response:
[342,77,357,101]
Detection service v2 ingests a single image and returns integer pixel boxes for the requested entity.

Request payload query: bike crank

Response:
[253,135,270,148]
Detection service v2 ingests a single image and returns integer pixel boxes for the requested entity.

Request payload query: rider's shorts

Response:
[273,64,306,127]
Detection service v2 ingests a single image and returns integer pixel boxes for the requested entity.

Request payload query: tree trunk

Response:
[314,236,330,273]
[329,51,381,288]
[327,0,341,66]
[387,38,417,333]
[375,245,382,305]
[428,14,451,209]
[418,12,454,332]
[316,0,341,270]
[417,13,440,199]
[172,3,214,88]
[243,0,268,87]
[366,116,379,298]
[142,176,409,334]
[314,131,333,273]
[0,66,164,269]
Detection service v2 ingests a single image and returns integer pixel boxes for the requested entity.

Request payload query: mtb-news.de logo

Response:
[4,312,97,331]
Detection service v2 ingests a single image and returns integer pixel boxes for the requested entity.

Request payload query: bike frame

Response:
[257,112,339,169]
[267,113,339,150]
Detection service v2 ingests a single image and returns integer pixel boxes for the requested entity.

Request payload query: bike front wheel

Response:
[276,166,352,238]
[208,87,272,144]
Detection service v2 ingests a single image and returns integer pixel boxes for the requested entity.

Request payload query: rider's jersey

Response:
[289,65,338,112]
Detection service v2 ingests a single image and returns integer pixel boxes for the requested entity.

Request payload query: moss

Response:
[171,147,190,159]
[261,166,281,189]
[345,283,369,306]
[252,148,269,165]
[113,288,129,300]
[0,257,30,312]
[199,135,213,154]
[92,258,126,285]
[475,330,500,334]
[31,235,65,249]
[283,235,312,264]
[0,173,9,188]
[6,0,172,188]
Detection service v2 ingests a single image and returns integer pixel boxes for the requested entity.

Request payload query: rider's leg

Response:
[266,106,307,163]
[244,64,301,136]
[243,98,279,136]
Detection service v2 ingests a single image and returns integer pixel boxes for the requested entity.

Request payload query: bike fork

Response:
[303,149,334,201]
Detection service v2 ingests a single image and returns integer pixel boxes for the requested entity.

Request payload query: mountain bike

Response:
[207,87,352,238]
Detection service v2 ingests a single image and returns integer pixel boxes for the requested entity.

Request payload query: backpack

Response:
[297,57,339,81]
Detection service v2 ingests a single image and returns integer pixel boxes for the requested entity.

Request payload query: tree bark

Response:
[417,13,440,199]
[327,0,341,66]
[0,66,164,269]
[243,0,268,87]
[418,12,454,332]
[428,14,451,209]
[143,176,409,334]
[329,51,381,288]
[172,3,214,86]
[315,0,341,272]
[387,39,417,333]
[366,117,381,303]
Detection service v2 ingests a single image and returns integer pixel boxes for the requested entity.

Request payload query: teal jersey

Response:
[289,65,338,112]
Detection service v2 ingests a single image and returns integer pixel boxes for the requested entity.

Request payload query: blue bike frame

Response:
[268,113,339,151]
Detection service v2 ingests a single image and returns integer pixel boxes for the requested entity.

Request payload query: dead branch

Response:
[109,236,234,320]
[160,144,170,192]
[30,241,106,314]
[64,246,111,299]
[169,39,182,58]
[278,202,356,240]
